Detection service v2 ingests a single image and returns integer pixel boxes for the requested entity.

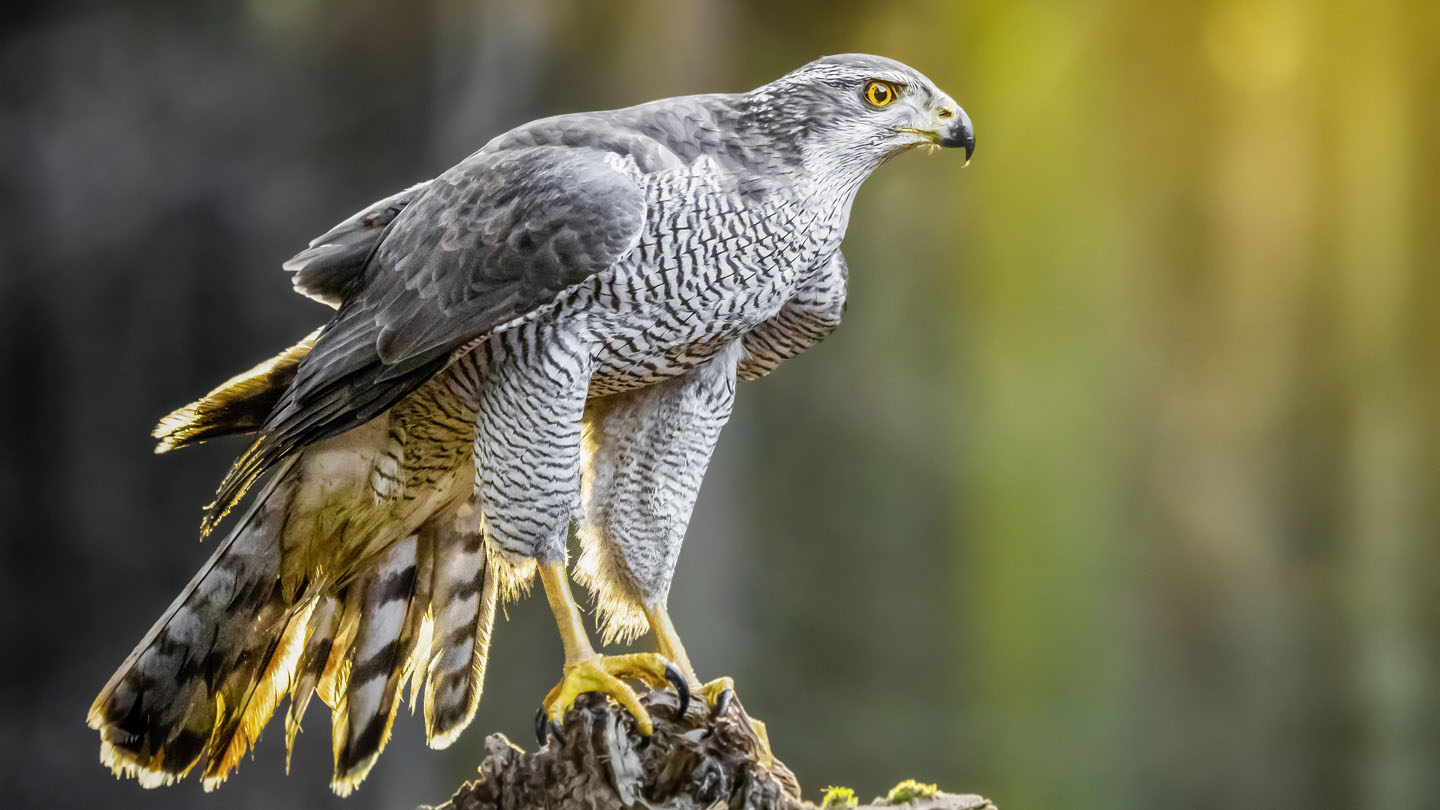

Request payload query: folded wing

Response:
[204,145,648,533]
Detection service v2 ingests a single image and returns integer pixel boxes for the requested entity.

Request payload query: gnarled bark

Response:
[418,689,994,810]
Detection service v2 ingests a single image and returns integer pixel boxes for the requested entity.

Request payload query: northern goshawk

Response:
[89,53,973,794]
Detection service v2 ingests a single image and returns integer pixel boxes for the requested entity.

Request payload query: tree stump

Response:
[419,689,994,810]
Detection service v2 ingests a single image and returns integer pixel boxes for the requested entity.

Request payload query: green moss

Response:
[820,785,859,809]
[885,779,940,804]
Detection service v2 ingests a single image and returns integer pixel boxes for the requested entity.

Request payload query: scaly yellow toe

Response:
[542,654,675,735]
[596,652,675,691]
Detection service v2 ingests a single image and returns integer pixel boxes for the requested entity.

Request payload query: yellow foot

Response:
[539,652,688,741]
[698,675,735,711]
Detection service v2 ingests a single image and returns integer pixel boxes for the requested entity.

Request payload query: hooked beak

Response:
[896,102,976,163]
[936,105,975,162]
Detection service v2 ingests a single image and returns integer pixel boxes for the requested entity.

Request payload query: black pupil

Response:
[873,84,888,101]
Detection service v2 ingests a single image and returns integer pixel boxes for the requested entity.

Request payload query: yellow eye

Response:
[864,81,897,107]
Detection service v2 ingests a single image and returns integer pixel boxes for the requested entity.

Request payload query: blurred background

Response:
[2,1,1437,808]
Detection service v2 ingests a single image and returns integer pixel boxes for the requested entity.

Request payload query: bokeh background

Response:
[2,1,1437,808]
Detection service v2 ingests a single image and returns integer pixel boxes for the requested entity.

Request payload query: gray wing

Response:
[283,182,430,308]
[206,145,647,531]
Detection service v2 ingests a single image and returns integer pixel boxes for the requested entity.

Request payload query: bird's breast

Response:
[562,171,846,394]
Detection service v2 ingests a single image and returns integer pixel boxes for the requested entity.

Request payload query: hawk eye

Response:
[864,81,897,108]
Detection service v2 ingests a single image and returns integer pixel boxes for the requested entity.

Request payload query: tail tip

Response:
[98,740,188,789]
[330,755,380,797]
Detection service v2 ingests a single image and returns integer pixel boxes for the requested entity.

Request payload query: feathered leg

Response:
[473,327,685,737]
[577,342,740,679]
[577,343,771,753]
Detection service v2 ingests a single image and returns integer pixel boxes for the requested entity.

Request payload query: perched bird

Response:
[88,53,974,795]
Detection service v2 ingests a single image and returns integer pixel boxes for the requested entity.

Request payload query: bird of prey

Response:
[88,53,974,794]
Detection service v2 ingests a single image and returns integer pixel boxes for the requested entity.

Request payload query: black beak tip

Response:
[939,121,975,161]
[938,107,975,161]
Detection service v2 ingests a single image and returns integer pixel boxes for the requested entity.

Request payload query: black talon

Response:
[637,733,652,750]
[663,662,691,718]
[710,687,733,721]
[534,707,565,747]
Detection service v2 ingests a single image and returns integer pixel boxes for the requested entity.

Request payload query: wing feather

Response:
[284,182,430,308]
[202,144,647,533]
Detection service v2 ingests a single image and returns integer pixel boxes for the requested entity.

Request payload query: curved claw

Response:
[697,676,736,716]
[710,687,733,721]
[663,662,691,718]
[534,706,565,747]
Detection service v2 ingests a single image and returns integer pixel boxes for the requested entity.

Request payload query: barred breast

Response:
[589,161,844,393]
[440,157,846,401]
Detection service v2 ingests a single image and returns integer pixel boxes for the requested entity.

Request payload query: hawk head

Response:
[752,53,975,172]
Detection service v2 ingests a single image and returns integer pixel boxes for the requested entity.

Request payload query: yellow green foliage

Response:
[820,785,859,809]
[885,779,940,804]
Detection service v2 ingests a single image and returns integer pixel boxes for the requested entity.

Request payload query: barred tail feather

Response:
[422,503,498,748]
[315,586,363,712]
[200,596,316,790]
[92,464,502,793]
[285,592,343,772]
[87,461,298,788]
[330,533,434,794]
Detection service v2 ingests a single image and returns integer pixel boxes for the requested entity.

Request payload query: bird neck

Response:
[730,92,880,218]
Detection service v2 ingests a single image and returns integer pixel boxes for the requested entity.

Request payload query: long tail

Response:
[87,460,300,788]
[320,503,505,793]
[89,479,501,793]
[289,508,502,794]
